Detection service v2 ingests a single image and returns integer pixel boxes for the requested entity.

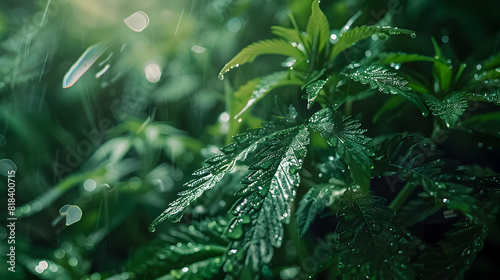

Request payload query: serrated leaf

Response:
[297,183,346,236]
[474,88,500,104]
[309,108,373,190]
[305,79,328,109]
[336,189,415,280]
[329,26,414,61]
[342,65,411,92]
[224,126,310,277]
[427,93,468,128]
[461,111,500,138]
[342,64,429,115]
[395,193,443,227]
[418,219,489,279]
[127,218,228,280]
[480,51,500,71]
[271,25,303,44]
[219,39,305,78]
[150,128,281,231]
[157,257,222,280]
[374,135,485,221]
[232,71,303,120]
[374,52,436,65]
[306,1,330,54]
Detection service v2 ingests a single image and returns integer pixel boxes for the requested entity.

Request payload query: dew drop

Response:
[410,32,416,38]
[123,11,149,32]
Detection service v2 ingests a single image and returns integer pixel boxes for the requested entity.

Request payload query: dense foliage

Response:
[1,0,499,279]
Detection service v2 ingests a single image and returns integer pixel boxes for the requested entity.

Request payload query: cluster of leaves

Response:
[141,2,500,279]
[2,0,499,280]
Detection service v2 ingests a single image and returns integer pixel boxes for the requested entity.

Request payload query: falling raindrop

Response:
[144,60,162,83]
[62,41,111,88]
[83,179,97,192]
[59,205,83,226]
[95,64,110,79]
[330,33,339,43]
[123,11,150,32]
[219,112,230,123]
[191,45,207,53]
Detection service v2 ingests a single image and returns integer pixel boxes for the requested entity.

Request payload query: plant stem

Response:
[389,181,416,212]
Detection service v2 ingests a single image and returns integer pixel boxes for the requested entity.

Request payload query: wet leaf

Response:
[309,108,373,191]
[219,39,305,78]
[462,111,500,138]
[297,183,346,236]
[427,93,468,128]
[374,52,436,65]
[305,1,330,54]
[271,26,303,44]
[395,193,443,227]
[431,37,453,93]
[149,129,267,231]
[231,71,303,121]
[329,26,414,61]
[342,64,429,115]
[125,218,228,280]
[374,135,487,222]
[224,126,309,277]
[305,78,328,109]
[418,219,491,279]
[336,189,416,280]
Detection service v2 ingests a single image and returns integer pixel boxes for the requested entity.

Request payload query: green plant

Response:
[140,1,500,279]
[2,1,499,280]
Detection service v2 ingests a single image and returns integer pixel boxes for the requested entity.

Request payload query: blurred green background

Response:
[1,0,499,279]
